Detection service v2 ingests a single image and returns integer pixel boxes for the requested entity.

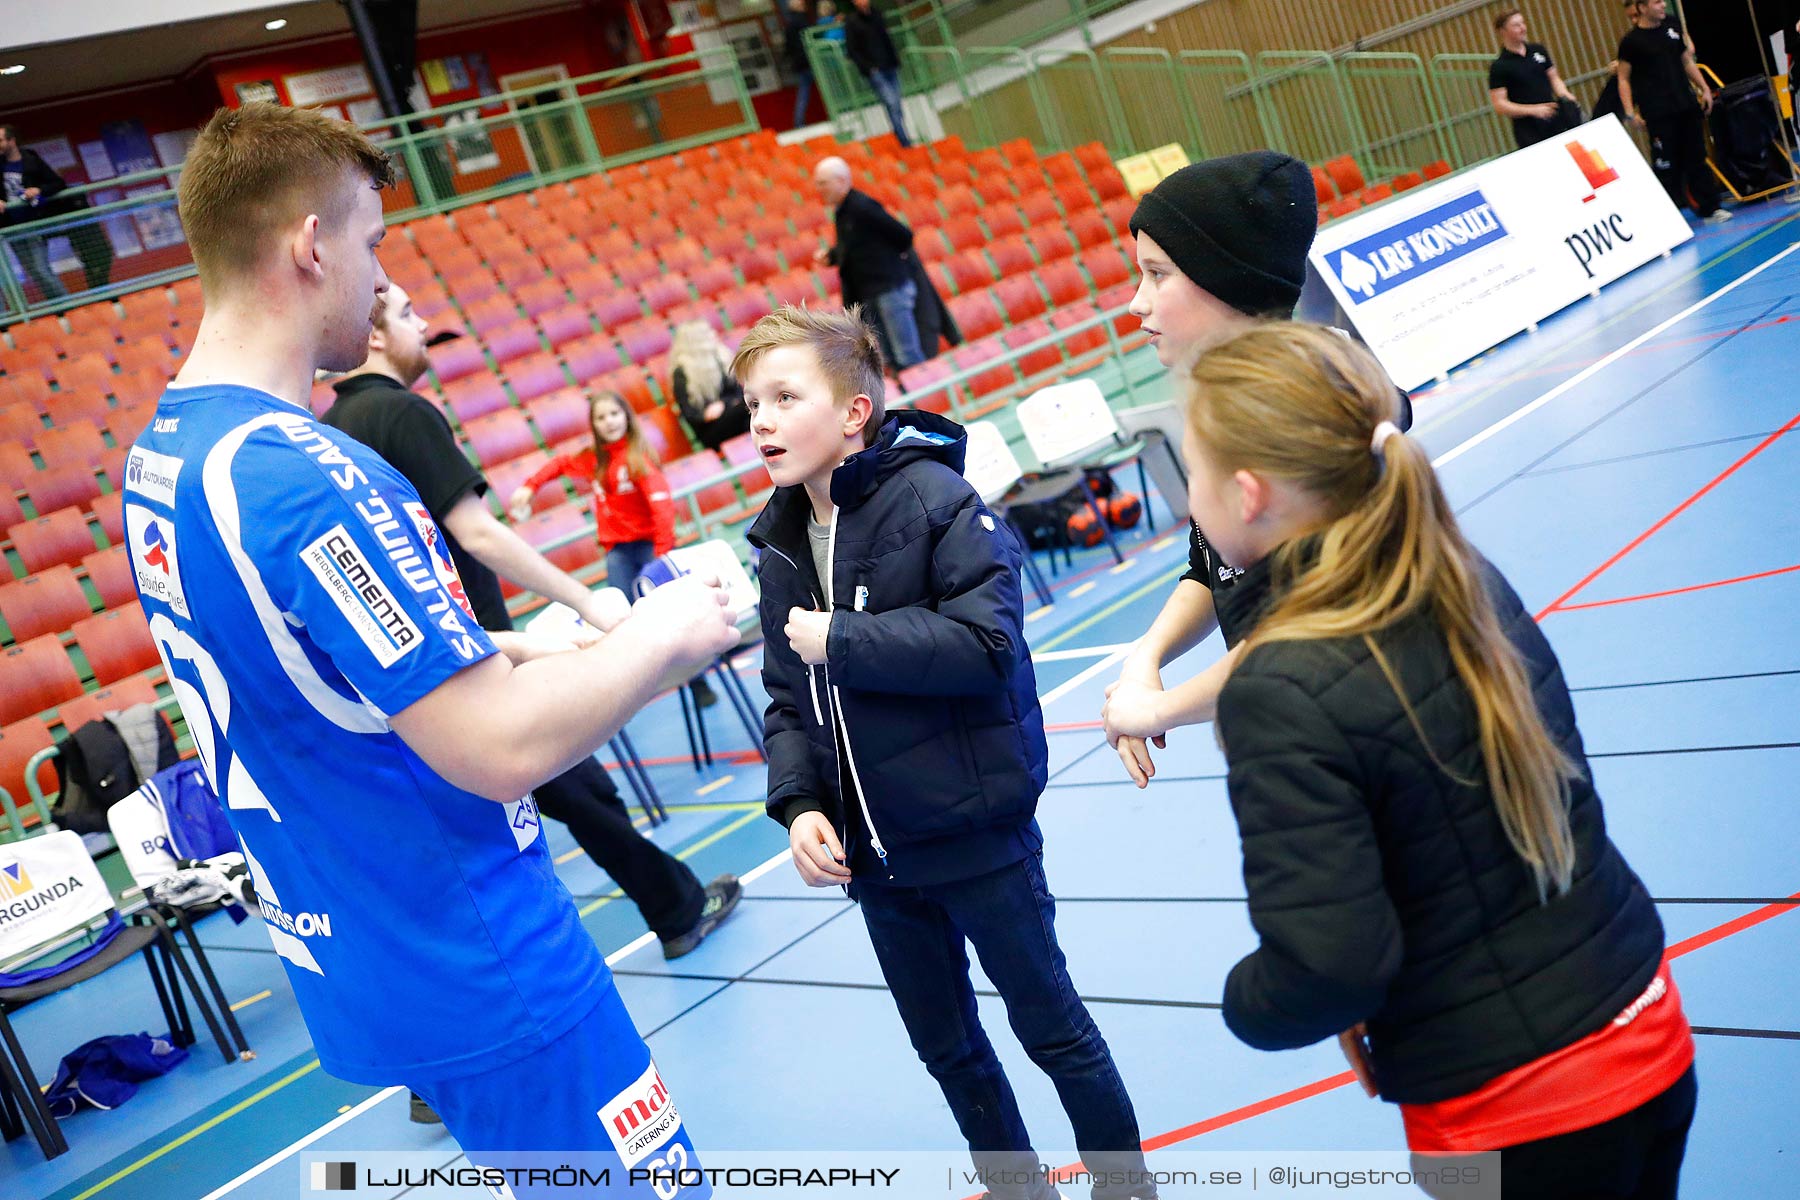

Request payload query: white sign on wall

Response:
[1309,115,1692,391]
[285,64,375,108]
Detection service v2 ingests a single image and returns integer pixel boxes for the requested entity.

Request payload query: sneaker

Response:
[1703,209,1734,224]
[409,1091,443,1124]
[661,874,742,959]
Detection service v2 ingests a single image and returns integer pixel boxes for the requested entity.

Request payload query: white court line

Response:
[1431,240,1800,469]
[1039,648,1133,707]
[1032,641,1136,663]
[205,241,1800,1198]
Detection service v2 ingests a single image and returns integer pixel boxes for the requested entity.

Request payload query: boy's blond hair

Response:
[731,305,888,446]
[178,103,394,291]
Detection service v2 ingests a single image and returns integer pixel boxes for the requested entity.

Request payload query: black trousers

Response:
[1415,1065,1697,1200]
[531,755,704,941]
[1646,109,1722,218]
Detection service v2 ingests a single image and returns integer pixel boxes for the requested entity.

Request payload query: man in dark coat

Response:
[812,155,928,369]
[2,123,112,298]
[841,0,912,146]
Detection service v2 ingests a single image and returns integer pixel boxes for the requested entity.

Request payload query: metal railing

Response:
[1,47,758,324]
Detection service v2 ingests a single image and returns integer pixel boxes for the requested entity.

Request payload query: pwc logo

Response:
[1567,140,1621,203]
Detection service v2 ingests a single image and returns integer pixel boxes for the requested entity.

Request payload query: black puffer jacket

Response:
[1213,550,1665,1104]
[749,410,1048,887]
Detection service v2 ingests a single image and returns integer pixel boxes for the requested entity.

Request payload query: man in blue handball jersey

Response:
[122,103,736,1197]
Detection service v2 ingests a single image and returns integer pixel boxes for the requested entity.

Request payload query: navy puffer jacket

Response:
[748,411,1048,885]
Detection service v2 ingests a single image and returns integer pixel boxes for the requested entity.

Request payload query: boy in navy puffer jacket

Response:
[738,306,1157,1200]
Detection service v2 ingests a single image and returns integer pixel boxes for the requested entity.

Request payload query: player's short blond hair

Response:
[731,305,888,446]
[178,103,393,289]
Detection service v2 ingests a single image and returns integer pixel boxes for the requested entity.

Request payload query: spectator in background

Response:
[784,0,817,129]
[670,320,752,452]
[1487,11,1582,148]
[1618,0,1730,223]
[0,124,112,297]
[1591,1,1643,124]
[815,0,846,45]
[813,155,925,370]
[842,0,912,148]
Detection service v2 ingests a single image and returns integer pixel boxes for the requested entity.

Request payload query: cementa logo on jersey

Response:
[1329,190,1509,304]
[123,446,181,508]
[601,1062,684,1168]
[126,504,191,618]
[300,524,424,668]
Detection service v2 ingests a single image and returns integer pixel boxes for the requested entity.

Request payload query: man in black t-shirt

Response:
[324,286,741,995]
[1487,10,1581,149]
[1618,0,1729,222]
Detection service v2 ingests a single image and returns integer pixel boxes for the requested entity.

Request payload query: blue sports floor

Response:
[9,204,1799,1199]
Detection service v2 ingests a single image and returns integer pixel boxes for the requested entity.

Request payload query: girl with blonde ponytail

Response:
[1191,324,1695,1199]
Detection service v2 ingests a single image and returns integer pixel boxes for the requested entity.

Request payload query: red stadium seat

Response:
[988,236,1036,280]
[514,505,598,585]
[525,389,592,446]
[72,603,159,685]
[637,408,690,462]
[35,422,108,471]
[690,263,736,300]
[1,403,42,450]
[1422,159,1452,180]
[948,291,1003,343]
[1050,301,1109,358]
[719,287,775,330]
[945,250,998,294]
[951,339,1018,401]
[82,545,137,610]
[617,320,674,364]
[484,320,543,367]
[1324,155,1366,196]
[897,359,956,414]
[0,717,56,820]
[23,467,103,521]
[1069,210,1112,250]
[942,216,985,254]
[1028,225,1076,265]
[994,275,1048,324]
[0,635,84,725]
[662,452,737,518]
[538,304,596,349]
[505,352,568,405]
[1080,244,1132,291]
[1003,319,1063,380]
[12,506,99,575]
[642,274,692,317]
[52,675,162,735]
[0,565,91,644]
[718,434,773,502]
[767,271,820,308]
[563,334,624,382]
[1,374,53,414]
[441,373,511,423]
[463,408,539,467]
[1038,260,1091,307]
[429,337,488,385]
[89,490,125,545]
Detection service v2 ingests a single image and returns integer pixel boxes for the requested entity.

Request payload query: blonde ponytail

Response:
[1188,324,1578,899]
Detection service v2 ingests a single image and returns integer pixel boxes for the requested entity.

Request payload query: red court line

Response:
[598,749,762,771]
[952,883,1800,1196]
[1667,890,1800,959]
[1046,719,1105,733]
[1537,410,1800,620]
[1555,563,1800,613]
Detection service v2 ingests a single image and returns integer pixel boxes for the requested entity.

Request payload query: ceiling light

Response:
[265,18,288,30]
[0,65,24,76]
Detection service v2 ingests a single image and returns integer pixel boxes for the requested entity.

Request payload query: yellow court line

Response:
[1068,581,1097,599]
[1108,558,1138,574]
[67,1060,323,1200]
[694,773,736,797]
[1151,536,1176,552]
[554,847,586,865]
[577,809,764,917]
[228,990,271,1013]
[1025,604,1056,622]
[1036,566,1184,653]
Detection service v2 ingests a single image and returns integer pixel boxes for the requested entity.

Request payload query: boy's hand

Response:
[785,607,831,665]
[789,811,851,886]
[1339,1023,1378,1097]
[507,486,533,523]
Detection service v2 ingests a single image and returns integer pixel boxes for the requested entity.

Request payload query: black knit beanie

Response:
[1128,151,1318,316]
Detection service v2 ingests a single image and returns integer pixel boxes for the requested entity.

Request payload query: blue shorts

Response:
[411,983,712,1199]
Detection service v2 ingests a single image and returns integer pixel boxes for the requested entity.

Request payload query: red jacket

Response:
[522,439,675,555]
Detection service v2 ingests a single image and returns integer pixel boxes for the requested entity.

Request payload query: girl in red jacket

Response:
[508,389,675,592]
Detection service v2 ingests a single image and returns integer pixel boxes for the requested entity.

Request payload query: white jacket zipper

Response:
[824,508,889,873]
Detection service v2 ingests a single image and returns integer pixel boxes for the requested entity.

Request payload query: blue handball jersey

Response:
[123,384,609,1084]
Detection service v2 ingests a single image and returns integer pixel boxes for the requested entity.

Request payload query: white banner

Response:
[1310,115,1692,391]
[0,830,114,961]
[284,64,374,108]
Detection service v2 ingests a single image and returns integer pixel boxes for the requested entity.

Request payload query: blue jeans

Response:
[874,276,925,369]
[604,540,657,598]
[853,854,1156,1200]
[794,71,814,128]
[867,67,912,147]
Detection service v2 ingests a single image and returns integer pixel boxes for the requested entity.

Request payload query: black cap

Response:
[1128,151,1319,316]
